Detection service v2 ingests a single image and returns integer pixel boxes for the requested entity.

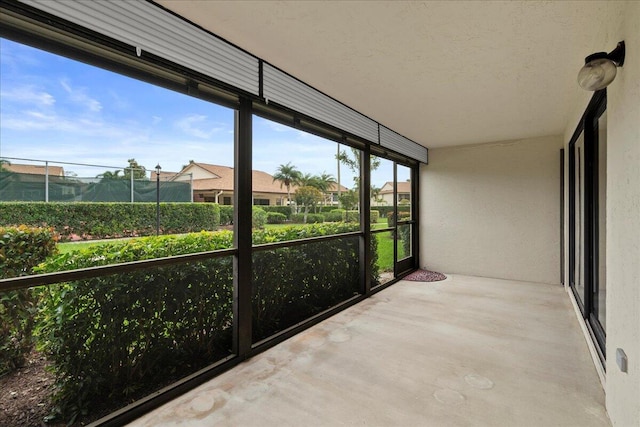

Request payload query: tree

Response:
[338,189,358,211]
[294,185,323,223]
[0,159,11,173]
[336,147,380,191]
[273,162,302,213]
[97,170,122,181]
[123,158,147,180]
[314,172,336,193]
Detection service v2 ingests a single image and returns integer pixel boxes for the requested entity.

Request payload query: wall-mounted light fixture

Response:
[578,41,625,91]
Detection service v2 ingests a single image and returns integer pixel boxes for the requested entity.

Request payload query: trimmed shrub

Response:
[324,211,344,222]
[387,211,411,227]
[252,206,267,229]
[0,202,220,240]
[290,213,305,224]
[372,206,394,218]
[345,210,359,223]
[34,223,377,422]
[266,212,287,224]
[305,214,324,224]
[370,210,380,224]
[219,205,234,226]
[252,222,378,341]
[35,232,234,422]
[258,206,292,218]
[0,226,58,375]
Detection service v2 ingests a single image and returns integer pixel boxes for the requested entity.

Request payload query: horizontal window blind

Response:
[380,126,428,163]
[21,0,260,95]
[263,63,379,144]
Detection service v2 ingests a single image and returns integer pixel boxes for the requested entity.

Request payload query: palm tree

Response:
[273,162,301,212]
[314,172,336,193]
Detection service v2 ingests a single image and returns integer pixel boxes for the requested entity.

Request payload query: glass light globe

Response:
[578,58,618,91]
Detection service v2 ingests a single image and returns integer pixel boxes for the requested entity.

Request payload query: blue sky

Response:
[0,38,406,188]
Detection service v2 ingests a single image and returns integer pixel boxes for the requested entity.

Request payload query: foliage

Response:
[336,147,380,189]
[305,214,324,224]
[290,214,305,223]
[0,202,220,240]
[266,212,287,224]
[325,209,377,224]
[34,232,234,422]
[252,206,267,229]
[219,205,234,225]
[33,223,378,422]
[372,206,395,218]
[370,210,380,224]
[387,211,411,227]
[399,225,411,258]
[0,226,58,375]
[297,172,336,192]
[324,211,344,222]
[97,159,147,181]
[273,162,301,213]
[291,213,324,224]
[345,210,360,223]
[252,222,378,341]
[338,189,358,210]
[123,159,148,180]
[294,186,323,222]
[259,206,292,218]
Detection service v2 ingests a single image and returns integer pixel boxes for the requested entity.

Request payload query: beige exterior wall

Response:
[419,135,562,284]
[562,2,640,425]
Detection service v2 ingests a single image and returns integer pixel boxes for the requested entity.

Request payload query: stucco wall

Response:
[419,135,562,284]
[562,2,640,425]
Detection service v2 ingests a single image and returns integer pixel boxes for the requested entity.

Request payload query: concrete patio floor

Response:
[129,274,609,427]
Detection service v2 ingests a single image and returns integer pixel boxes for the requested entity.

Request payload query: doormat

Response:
[402,269,446,282]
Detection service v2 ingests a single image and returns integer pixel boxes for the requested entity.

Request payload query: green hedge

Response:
[387,211,411,227]
[219,205,234,225]
[372,206,394,218]
[0,226,58,375]
[0,202,220,241]
[291,213,325,224]
[266,212,287,224]
[258,205,292,218]
[34,223,377,422]
[35,232,234,421]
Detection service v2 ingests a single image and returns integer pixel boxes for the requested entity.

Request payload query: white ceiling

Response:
[157,1,613,148]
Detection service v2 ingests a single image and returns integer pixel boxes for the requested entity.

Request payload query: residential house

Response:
[1,163,65,177]
[173,162,292,206]
[375,180,411,206]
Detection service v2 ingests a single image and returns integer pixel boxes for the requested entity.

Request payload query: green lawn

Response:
[375,231,394,272]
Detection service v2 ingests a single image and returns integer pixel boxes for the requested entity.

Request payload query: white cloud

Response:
[0,85,55,107]
[60,78,102,112]
[175,114,224,139]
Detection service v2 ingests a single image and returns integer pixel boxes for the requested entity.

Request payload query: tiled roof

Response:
[1,163,65,176]
[379,181,411,194]
[186,163,291,194]
[179,163,350,194]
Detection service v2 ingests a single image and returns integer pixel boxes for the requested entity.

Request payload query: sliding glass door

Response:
[569,91,606,361]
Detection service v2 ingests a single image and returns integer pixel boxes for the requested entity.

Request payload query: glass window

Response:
[0,38,235,279]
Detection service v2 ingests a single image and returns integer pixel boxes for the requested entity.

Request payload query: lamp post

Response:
[155,164,161,236]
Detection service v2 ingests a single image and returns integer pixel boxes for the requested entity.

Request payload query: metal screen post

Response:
[44,161,49,202]
[190,173,194,203]
[155,164,161,235]
[130,169,134,203]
